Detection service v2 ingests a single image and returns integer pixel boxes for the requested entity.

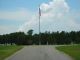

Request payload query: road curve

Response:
[6,45,72,60]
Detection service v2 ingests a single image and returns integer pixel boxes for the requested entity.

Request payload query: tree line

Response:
[0,30,80,45]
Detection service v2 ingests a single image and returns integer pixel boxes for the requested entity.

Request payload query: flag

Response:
[39,7,41,17]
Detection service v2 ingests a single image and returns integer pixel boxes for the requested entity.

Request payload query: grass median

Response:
[0,45,23,60]
[56,44,80,60]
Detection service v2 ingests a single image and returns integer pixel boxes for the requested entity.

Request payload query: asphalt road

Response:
[6,45,72,60]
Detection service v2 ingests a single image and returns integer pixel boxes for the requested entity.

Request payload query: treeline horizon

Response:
[0,30,80,45]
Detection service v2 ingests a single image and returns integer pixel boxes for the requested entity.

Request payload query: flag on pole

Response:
[39,7,41,45]
[39,7,41,17]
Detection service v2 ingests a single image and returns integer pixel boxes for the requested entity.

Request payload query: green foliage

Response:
[0,45,23,60]
[27,29,33,36]
[0,30,80,45]
[56,44,80,60]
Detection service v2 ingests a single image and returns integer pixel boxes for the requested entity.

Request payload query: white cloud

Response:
[0,25,18,35]
[1,0,79,34]
[40,0,69,17]
[17,14,39,33]
[19,0,79,33]
[0,8,32,21]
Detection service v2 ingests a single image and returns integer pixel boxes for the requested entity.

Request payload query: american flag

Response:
[39,7,41,17]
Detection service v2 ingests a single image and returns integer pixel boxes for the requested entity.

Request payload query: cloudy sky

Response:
[0,0,80,34]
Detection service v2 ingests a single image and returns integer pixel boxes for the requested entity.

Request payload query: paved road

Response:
[6,45,72,60]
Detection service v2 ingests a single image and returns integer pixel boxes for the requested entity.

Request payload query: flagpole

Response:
[39,7,41,45]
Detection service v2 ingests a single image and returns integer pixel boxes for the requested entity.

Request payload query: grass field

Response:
[0,45,23,60]
[56,44,80,60]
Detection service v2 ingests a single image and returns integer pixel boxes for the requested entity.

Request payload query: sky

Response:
[0,0,80,34]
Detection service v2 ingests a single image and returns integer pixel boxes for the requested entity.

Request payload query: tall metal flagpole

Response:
[39,7,41,45]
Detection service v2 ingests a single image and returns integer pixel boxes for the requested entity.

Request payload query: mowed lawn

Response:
[56,44,80,60]
[0,45,23,60]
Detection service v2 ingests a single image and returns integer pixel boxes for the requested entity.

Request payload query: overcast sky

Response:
[0,0,80,34]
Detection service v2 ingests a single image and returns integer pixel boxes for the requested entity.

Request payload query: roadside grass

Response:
[0,45,23,60]
[56,44,80,60]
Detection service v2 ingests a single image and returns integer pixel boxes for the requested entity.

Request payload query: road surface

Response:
[6,45,72,60]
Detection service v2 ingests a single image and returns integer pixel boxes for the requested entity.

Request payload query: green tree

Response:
[27,29,33,36]
[27,29,34,45]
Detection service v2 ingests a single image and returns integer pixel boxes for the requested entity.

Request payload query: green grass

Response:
[56,44,80,60]
[0,45,23,60]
